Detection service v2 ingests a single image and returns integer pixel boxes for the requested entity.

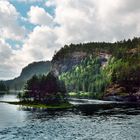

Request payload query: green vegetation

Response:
[3,37,140,101]
[0,81,9,93]
[60,56,111,99]
[68,92,92,98]
[53,37,140,61]
[57,37,140,100]
[3,101,73,109]
[18,72,67,105]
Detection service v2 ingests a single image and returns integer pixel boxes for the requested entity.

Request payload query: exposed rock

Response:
[52,51,111,76]
[52,51,88,76]
[99,53,111,68]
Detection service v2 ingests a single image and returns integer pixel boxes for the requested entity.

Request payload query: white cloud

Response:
[0,38,13,62]
[22,25,59,61]
[0,38,16,79]
[45,0,56,7]
[28,6,53,26]
[0,0,25,40]
[54,0,140,44]
[11,0,44,3]
[1,0,140,79]
[8,25,59,78]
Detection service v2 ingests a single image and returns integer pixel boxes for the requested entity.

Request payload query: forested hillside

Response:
[52,37,140,101]
[5,61,51,90]
[4,37,140,101]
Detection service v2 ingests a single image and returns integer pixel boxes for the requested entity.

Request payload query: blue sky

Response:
[6,0,55,48]
[0,0,140,80]
[10,0,55,17]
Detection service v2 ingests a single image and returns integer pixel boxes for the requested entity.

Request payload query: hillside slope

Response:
[4,37,140,101]
[5,61,51,90]
[52,37,140,101]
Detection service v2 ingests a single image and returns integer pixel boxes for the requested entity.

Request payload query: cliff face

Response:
[52,51,88,76]
[51,38,140,101]
[52,51,111,77]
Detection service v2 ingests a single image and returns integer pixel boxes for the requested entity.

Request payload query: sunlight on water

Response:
[0,94,140,140]
[0,94,19,102]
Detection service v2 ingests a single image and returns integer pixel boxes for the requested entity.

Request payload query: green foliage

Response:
[8,101,73,109]
[19,72,67,104]
[59,37,140,98]
[0,81,9,93]
[13,37,140,100]
[60,56,112,99]
[53,37,140,61]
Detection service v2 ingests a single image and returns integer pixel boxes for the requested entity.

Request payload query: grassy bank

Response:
[0,101,74,109]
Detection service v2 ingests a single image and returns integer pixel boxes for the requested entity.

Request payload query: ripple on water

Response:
[0,111,140,140]
[0,94,140,140]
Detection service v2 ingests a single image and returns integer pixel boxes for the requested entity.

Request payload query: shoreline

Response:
[1,98,140,110]
[0,101,74,109]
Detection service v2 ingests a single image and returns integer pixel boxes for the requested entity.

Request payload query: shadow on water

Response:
[75,103,140,116]
[16,102,140,119]
[0,93,5,98]
[17,106,75,120]
[1,94,140,117]
[0,95,4,98]
[1,94,140,140]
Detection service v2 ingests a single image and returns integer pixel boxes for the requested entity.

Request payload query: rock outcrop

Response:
[52,51,88,76]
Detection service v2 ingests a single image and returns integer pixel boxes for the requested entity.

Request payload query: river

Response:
[0,94,140,140]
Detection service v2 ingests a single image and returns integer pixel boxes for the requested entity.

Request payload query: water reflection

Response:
[0,94,4,98]
[0,94,19,102]
[0,94,140,140]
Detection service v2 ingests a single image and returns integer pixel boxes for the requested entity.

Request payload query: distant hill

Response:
[5,61,51,90]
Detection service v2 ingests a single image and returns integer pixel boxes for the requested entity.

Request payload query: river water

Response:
[0,94,140,140]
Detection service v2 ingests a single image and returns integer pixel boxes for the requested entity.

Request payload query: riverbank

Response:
[0,101,74,109]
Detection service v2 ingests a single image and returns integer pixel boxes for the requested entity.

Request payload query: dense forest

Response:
[19,72,67,104]
[53,37,140,61]
[0,81,9,93]
[53,37,140,101]
[60,55,111,99]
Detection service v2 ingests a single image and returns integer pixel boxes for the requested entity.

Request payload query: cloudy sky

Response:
[0,0,140,80]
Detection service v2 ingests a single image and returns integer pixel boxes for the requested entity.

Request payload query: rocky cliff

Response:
[52,51,88,76]
[51,38,140,101]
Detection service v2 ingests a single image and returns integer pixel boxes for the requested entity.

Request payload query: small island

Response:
[0,81,9,94]
[8,72,73,109]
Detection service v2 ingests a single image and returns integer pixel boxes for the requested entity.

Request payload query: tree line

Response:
[19,72,67,104]
[0,81,9,93]
[59,37,140,98]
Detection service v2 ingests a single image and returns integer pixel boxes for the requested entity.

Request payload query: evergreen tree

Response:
[0,81,8,92]
[22,72,66,104]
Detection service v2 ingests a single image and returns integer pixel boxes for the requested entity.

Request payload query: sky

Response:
[0,0,140,80]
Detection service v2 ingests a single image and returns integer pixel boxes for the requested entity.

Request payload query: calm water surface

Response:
[0,94,140,140]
